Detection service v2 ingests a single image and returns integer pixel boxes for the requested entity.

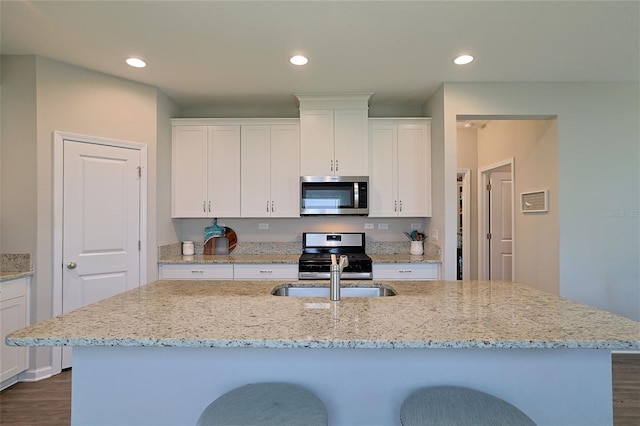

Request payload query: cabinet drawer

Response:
[0,277,28,302]
[233,264,298,280]
[373,263,439,280]
[159,264,233,280]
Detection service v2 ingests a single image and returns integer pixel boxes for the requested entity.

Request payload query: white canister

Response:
[182,241,195,256]
[410,241,424,256]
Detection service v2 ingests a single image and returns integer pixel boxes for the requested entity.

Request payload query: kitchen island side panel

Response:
[71,346,611,426]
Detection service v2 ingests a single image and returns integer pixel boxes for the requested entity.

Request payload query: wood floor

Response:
[1,355,639,425]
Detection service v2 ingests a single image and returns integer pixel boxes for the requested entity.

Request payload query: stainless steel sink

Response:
[272,284,396,298]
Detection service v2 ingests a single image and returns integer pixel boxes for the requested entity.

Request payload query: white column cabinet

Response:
[369,119,431,217]
[1,277,29,387]
[172,125,240,218]
[241,124,300,218]
[300,109,368,176]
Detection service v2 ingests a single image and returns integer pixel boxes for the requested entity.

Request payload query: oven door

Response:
[300,176,368,215]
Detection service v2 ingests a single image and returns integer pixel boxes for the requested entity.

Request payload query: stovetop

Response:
[299,232,372,280]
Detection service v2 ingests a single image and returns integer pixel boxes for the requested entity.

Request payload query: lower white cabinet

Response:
[159,264,233,280]
[233,264,298,281]
[1,277,29,387]
[373,263,439,280]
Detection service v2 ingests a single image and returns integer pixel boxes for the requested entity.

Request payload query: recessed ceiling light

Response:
[453,54,474,65]
[289,55,308,66]
[126,57,147,68]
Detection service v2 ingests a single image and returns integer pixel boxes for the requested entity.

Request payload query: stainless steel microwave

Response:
[300,176,368,216]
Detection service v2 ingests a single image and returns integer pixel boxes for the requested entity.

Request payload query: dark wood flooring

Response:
[1,355,639,425]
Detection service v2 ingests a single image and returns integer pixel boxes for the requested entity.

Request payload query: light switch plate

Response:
[378,223,389,230]
[258,223,269,230]
[364,223,374,229]
[410,223,422,230]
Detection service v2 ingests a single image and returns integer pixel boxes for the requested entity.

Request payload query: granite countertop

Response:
[158,254,440,264]
[1,253,33,282]
[8,279,640,350]
[0,271,33,281]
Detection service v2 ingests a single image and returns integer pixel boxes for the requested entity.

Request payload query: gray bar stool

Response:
[400,385,536,426]
[196,382,328,426]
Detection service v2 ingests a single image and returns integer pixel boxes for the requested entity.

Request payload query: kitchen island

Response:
[7,279,640,425]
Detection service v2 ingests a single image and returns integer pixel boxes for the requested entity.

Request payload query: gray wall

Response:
[1,55,180,370]
[434,82,639,320]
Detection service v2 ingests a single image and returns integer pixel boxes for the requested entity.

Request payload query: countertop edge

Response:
[8,337,640,350]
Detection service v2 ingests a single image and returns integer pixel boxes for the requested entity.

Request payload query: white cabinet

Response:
[297,94,371,176]
[241,124,300,218]
[369,119,432,217]
[1,277,29,386]
[159,264,234,280]
[172,125,241,218]
[233,264,298,281]
[373,263,439,280]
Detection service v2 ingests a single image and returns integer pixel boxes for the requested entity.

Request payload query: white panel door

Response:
[63,140,141,367]
[489,172,513,280]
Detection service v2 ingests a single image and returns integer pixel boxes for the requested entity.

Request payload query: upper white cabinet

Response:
[369,119,432,217]
[172,124,241,218]
[241,123,300,217]
[297,94,371,176]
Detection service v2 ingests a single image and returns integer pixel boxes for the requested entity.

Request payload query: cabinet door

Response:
[159,264,234,280]
[1,278,28,383]
[172,126,209,218]
[233,264,298,280]
[334,109,368,176]
[241,126,271,217]
[369,124,398,217]
[208,126,241,217]
[372,263,439,280]
[397,124,431,217]
[270,125,300,217]
[300,110,334,175]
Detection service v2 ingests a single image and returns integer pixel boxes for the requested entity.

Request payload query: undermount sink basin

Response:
[272,284,396,298]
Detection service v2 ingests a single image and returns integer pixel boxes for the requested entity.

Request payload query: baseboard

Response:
[612,350,640,354]
[17,365,56,382]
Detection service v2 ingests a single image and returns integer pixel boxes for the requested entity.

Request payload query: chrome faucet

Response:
[330,254,349,301]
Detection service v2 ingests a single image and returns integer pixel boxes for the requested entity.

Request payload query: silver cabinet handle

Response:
[271,201,274,212]
[399,200,403,211]
[203,201,206,212]
[335,159,339,172]
[394,200,398,212]
[267,201,270,212]
[208,201,211,213]
[330,159,334,172]
[67,262,77,269]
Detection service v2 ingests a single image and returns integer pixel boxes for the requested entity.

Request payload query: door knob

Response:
[66,261,77,269]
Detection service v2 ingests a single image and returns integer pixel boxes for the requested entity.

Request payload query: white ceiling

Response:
[2,1,638,115]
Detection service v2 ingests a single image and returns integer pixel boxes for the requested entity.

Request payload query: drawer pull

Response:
[260,270,273,274]
[399,270,412,273]
[190,270,205,274]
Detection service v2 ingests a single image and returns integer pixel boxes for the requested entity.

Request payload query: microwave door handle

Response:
[354,182,359,207]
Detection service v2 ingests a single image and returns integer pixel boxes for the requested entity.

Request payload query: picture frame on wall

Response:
[521,190,548,213]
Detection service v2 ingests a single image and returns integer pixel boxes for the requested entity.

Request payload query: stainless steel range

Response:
[298,232,373,280]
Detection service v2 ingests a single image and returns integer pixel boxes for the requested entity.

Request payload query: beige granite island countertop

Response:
[8,280,640,350]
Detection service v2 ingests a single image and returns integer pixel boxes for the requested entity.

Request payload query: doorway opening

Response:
[457,169,471,280]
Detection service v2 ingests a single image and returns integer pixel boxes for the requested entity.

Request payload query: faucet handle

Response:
[339,255,349,270]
